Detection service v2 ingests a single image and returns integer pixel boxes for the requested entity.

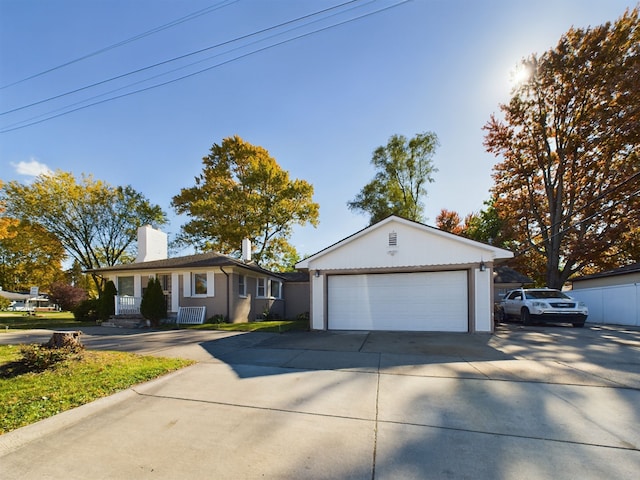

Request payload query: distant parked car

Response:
[499,288,588,327]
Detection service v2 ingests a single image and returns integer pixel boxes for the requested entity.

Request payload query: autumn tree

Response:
[48,282,87,312]
[436,209,465,235]
[0,180,19,241]
[484,8,640,288]
[172,135,319,270]
[348,132,439,224]
[437,198,513,245]
[1,171,167,290]
[0,220,66,291]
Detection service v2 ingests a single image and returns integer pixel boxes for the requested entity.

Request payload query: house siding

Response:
[570,268,640,326]
[284,281,310,320]
[573,272,640,289]
[178,272,226,320]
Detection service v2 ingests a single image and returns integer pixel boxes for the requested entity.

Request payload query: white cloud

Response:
[11,159,52,177]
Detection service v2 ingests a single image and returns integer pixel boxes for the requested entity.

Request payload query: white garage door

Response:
[328,271,468,332]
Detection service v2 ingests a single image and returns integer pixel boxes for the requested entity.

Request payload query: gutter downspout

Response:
[220,266,230,322]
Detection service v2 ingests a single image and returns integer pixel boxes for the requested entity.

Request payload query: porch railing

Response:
[115,295,141,315]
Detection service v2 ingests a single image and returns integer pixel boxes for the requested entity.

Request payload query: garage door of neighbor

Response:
[328,271,468,332]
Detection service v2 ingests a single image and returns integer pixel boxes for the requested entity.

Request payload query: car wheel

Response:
[572,322,584,328]
[521,308,531,325]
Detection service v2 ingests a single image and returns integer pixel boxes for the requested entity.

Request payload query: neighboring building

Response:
[493,266,534,302]
[0,289,52,311]
[295,215,514,333]
[570,263,640,326]
[0,289,30,310]
[88,226,302,323]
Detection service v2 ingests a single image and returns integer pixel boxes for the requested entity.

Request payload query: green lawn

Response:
[0,313,306,434]
[0,344,194,434]
[183,319,309,333]
[0,311,96,330]
[0,311,309,333]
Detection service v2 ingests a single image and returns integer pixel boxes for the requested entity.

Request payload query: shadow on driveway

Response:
[199,330,514,379]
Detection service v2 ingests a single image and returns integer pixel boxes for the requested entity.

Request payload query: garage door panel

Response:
[328,272,468,331]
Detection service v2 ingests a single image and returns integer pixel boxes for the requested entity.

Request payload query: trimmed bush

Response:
[97,280,117,320]
[140,277,166,327]
[72,299,99,322]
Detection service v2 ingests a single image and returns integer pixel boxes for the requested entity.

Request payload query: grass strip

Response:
[0,345,194,434]
[182,319,309,333]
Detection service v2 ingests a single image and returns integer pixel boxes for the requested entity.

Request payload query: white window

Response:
[256,278,282,299]
[270,280,282,299]
[257,278,267,297]
[183,272,214,298]
[192,273,207,296]
[238,275,246,297]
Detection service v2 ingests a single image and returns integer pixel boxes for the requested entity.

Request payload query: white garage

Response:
[328,271,468,331]
[295,216,514,333]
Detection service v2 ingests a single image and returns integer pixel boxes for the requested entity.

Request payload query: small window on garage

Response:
[388,231,397,247]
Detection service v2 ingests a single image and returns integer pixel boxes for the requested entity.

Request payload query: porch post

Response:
[171,272,180,312]
[134,274,142,298]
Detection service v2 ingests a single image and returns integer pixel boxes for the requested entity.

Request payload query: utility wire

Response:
[0,0,409,133]
[0,0,381,131]
[0,0,362,116]
[0,0,239,90]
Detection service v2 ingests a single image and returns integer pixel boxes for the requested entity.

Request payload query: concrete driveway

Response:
[1,324,639,479]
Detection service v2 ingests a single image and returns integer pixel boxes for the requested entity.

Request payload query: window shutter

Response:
[206,271,215,297]
[183,273,191,298]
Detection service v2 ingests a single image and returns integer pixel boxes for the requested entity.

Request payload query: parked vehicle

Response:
[499,288,588,327]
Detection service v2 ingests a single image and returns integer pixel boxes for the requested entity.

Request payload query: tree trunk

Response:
[46,331,83,350]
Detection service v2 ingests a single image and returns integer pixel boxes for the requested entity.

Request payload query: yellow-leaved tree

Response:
[172,135,319,271]
[1,171,167,290]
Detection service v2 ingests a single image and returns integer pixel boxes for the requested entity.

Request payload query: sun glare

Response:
[509,62,532,89]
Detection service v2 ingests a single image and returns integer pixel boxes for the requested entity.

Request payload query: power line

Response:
[0,0,409,133]
[0,0,239,90]
[0,0,381,132]
[0,0,363,116]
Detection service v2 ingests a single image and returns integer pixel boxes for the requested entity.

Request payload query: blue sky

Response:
[0,0,635,258]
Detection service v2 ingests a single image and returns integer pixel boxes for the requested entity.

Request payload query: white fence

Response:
[115,296,141,315]
[176,306,207,325]
[569,284,639,326]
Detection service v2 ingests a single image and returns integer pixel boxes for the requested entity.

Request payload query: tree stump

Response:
[46,331,83,350]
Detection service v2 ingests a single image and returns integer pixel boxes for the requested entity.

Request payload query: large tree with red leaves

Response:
[484,8,640,288]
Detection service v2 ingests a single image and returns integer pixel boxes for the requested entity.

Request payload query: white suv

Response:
[499,288,588,327]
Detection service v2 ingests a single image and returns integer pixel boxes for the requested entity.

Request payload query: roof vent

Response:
[388,231,398,247]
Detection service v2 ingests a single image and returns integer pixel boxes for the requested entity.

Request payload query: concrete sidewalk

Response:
[1,325,639,479]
